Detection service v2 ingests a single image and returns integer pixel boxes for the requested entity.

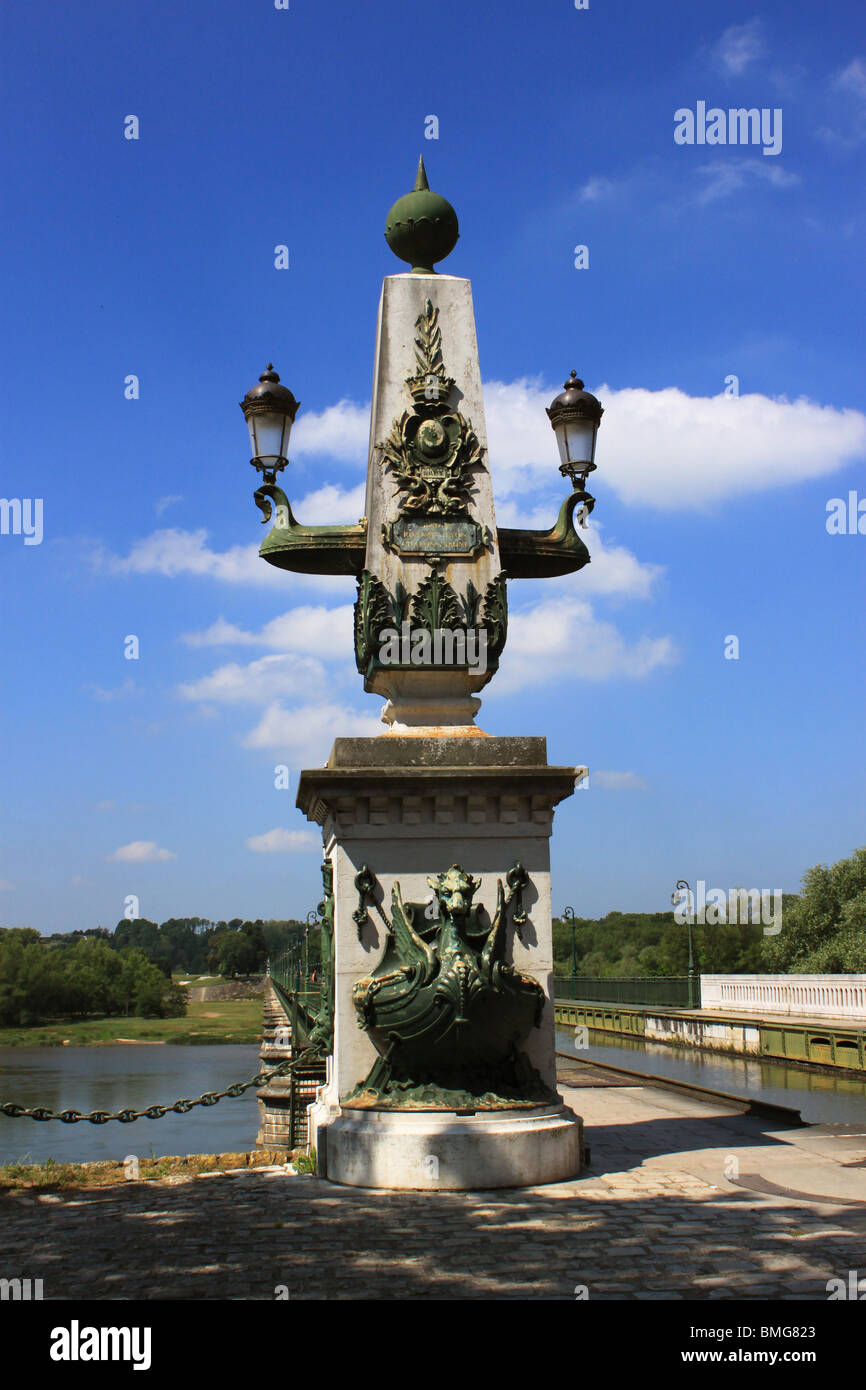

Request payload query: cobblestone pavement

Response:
[3,1079,865,1300]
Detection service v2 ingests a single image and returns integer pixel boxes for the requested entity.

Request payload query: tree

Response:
[763,848,866,973]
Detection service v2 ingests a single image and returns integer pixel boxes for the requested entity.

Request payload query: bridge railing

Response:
[267,951,322,1046]
[554,975,700,1009]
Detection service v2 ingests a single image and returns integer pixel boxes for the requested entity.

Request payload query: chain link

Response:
[0,1051,324,1124]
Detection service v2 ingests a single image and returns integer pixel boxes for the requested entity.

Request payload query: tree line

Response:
[109,916,317,978]
[0,917,319,1027]
[2,846,862,1027]
[0,931,186,1027]
[553,847,866,977]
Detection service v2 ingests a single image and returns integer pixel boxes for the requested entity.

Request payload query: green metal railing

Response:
[268,947,319,996]
[554,975,701,1009]
[267,950,322,1048]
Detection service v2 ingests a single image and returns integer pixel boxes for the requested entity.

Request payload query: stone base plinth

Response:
[321,1103,582,1190]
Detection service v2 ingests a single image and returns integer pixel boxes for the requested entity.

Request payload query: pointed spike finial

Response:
[415,155,429,191]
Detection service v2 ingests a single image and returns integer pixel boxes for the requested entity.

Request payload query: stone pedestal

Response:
[324,1104,582,1191]
[298,735,584,1189]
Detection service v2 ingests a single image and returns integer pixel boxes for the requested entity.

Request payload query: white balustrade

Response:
[700,974,866,1021]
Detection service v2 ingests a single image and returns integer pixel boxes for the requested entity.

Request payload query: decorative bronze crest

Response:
[378,299,486,539]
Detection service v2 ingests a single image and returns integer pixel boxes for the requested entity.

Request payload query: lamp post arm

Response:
[254,482,367,577]
[497,490,592,580]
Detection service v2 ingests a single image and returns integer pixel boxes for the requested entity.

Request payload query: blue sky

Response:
[1,0,864,934]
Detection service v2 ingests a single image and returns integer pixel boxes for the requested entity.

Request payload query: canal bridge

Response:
[554,973,866,1075]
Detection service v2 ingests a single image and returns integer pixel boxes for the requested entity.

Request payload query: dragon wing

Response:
[390,882,437,981]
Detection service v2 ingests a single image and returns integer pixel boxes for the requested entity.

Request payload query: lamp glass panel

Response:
[252,410,290,461]
[563,416,596,465]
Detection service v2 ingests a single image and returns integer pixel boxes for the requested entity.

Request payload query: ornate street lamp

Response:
[671,879,699,1009]
[239,363,300,483]
[562,905,577,994]
[546,371,604,496]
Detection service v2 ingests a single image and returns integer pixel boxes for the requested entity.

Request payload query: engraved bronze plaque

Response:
[386,516,484,556]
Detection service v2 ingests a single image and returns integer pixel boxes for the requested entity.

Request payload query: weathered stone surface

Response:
[327,736,550,769]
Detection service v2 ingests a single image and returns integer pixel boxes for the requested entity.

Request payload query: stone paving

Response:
[2,1078,865,1300]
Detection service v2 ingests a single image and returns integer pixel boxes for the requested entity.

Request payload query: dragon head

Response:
[427,864,481,925]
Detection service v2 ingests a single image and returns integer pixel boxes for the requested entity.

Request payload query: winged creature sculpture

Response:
[349,864,550,1107]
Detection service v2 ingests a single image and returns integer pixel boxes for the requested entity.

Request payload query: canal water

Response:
[0,1045,262,1166]
[556,1028,866,1125]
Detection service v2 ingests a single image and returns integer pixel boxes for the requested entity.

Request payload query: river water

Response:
[555,1028,866,1125]
[3,1034,866,1165]
[0,1045,263,1166]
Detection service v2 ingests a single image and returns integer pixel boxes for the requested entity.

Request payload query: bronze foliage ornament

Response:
[353,566,509,678]
[378,298,485,522]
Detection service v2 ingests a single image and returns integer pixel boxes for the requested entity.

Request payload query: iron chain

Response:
[0,1052,322,1124]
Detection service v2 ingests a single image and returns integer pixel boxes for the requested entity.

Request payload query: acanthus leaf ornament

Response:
[353,569,392,673]
[352,567,509,677]
[481,571,508,661]
[410,568,461,635]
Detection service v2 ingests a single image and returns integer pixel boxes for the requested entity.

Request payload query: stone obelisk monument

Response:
[250,159,593,1189]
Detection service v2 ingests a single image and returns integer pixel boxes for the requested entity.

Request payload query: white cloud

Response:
[578,176,615,202]
[483,377,562,496]
[183,604,355,654]
[694,160,799,205]
[494,499,662,600]
[712,19,764,76]
[591,770,649,791]
[574,525,663,599]
[819,57,866,148]
[292,398,368,464]
[107,841,177,863]
[177,653,326,704]
[245,827,320,853]
[99,528,348,592]
[155,494,183,516]
[181,617,254,647]
[490,596,677,695]
[105,529,277,583]
[835,57,866,101]
[598,385,866,508]
[293,482,366,524]
[485,378,866,511]
[243,701,382,759]
[84,677,137,703]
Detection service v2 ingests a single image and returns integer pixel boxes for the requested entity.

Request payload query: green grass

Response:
[0,999,263,1048]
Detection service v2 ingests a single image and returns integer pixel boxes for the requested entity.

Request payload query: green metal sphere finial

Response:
[385,156,459,274]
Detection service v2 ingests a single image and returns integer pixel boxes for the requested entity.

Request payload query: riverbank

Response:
[0,1149,297,1192]
[0,998,262,1048]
